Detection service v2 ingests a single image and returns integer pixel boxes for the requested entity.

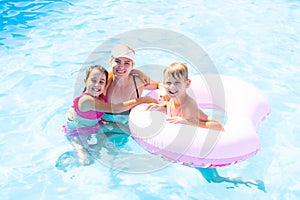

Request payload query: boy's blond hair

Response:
[163,62,189,81]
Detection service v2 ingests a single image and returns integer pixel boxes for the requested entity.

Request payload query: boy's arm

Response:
[204,121,224,131]
[167,116,224,131]
[188,108,224,131]
[198,109,224,131]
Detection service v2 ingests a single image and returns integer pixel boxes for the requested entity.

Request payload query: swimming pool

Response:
[1,0,299,199]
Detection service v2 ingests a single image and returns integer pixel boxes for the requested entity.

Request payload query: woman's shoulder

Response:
[131,74,147,91]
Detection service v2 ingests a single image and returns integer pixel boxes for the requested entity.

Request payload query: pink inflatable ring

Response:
[129,74,270,168]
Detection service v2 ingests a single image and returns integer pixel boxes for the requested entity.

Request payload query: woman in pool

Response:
[102,44,159,128]
[65,65,157,164]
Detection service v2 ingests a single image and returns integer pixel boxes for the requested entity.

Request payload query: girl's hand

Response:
[157,87,170,102]
[66,108,75,121]
[139,96,159,104]
[146,102,166,111]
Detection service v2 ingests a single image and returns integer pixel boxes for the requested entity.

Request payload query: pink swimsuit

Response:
[64,93,107,137]
[72,93,107,120]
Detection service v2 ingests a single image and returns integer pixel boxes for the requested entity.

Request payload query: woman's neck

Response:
[112,75,131,87]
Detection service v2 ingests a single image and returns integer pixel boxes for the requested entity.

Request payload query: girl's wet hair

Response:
[163,62,189,81]
[83,65,108,93]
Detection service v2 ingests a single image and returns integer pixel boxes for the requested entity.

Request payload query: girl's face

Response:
[84,68,107,97]
[163,74,190,98]
[111,57,133,78]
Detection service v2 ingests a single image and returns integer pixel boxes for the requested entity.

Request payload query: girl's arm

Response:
[79,95,158,113]
[146,101,168,112]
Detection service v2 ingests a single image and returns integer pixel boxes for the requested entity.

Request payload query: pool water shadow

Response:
[197,168,266,192]
[56,133,266,192]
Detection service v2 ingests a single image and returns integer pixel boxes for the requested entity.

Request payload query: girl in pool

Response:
[65,65,157,164]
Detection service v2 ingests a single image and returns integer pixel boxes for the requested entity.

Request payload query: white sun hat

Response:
[110,44,136,63]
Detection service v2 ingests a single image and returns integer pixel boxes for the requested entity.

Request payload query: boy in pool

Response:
[64,65,157,164]
[147,62,265,191]
[147,62,224,130]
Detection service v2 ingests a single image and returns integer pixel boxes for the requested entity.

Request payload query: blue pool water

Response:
[1,0,300,199]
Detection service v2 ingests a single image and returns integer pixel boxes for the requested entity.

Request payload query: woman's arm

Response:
[79,95,158,113]
[130,69,160,90]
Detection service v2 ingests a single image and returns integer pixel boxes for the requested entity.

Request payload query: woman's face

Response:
[111,57,133,78]
[84,68,107,97]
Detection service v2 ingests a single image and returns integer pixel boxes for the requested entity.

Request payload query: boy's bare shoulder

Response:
[186,96,198,108]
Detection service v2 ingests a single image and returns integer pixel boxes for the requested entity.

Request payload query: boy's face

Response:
[163,73,190,98]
